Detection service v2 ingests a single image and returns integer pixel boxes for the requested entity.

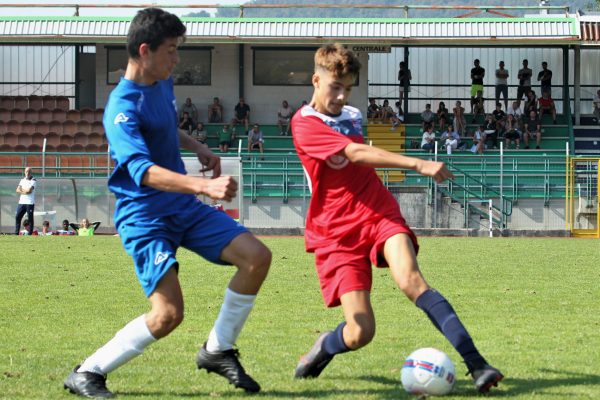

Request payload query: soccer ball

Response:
[401,348,456,396]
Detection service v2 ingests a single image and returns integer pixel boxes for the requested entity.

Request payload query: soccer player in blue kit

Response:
[64,8,271,398]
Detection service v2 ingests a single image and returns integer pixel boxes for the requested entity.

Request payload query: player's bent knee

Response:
[149,307,184,337]
[345,323,375,349]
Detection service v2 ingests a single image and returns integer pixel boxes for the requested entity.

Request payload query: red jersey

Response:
[292,105,403,252]
[538,97,554,109]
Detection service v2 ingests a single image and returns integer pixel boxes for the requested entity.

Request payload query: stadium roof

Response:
[0,16,581,46]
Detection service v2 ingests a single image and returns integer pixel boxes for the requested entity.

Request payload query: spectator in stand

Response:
[524,110,542,149]
[453,100,466,135]
[19,219,38,235]
[208,97,223,123]
[495,61,509,111]
[70,218,101,236]
[483,114,498,149]
[247,123,265,157]
[471,90,485,123]
[180,97,198,124]
[523,90,538,117]
[470,59,485,114]
[41,220,53,236]
[192,122,208,145]
[517,59,533,106]
[436,101,449,132]
[471,125,486,154]
[593,89,600,124]
[440,124,461,154]
[507,101,524,131]
[218,123,233,153]
[421,103,435,130]
[538,91,557,124]
[56,219,75,235]
[232,97,250,133]
[492,102,507,137]
[397,61,412,106]
[380,99,395,123]
[389,101,404,131]
[15,167,36,235]
[367,98,381,120]
[420,124,436,153]
[277,100,294,136]
[504,113,522,149]
[178,111,193,135]
[537,61,552,96]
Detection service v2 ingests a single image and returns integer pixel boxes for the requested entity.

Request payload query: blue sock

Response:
[322,322,350,356]
[416,289,486,369]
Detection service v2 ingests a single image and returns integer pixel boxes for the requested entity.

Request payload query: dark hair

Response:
[314,43,361,79]
[127,8,186,59]
[23,219,30,227]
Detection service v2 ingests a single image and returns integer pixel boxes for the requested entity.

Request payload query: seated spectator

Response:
[507,101,523,130]
[471,90,485,122]
[421,103,435,130]
[394,101,405,123]
[218,123,234,153]
[593,89,600,124]
[247,123,265,157]
[180,97,198,124]
[367,98,381,120]
[440,124,462,154]
[40,220,53,236]
[523,110,542,149]
[483,114,498,149]
[191,122,208,145]
[389,101,404,131]
[19,219,38,235]
[453,100,466,135]
[277,100,294,136]
[231,97,250,133]
[207,97,223,123]
[420,124,436,153]
[523,90,538,116]
[471,126,486,154]
[178,111,193,135]
[492,102,507,135]
[56,219,75,235]
[70,218,101,236]
[538,91,557,124]
[436,102,449,131]
[380,100,395,123]
[504,113,522,149]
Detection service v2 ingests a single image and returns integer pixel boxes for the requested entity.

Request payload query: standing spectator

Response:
[367,98,381,120]
[593,89,600,124]
[538,91,557,124]
[517,59,532,106]
[70,218,101,236]
[178,111,193,135]
[219,123,234,153]
[420,103,435,130]
[436,101,449,132]
[277,100,293,136]
[420,124,436,153]
[495,61,509,111]
[15,166,36,235]
[232,97,250,133]
[524,110,542,149]
[537,61,552,96]
[471,125,487,154]
[507,101,523,131]
[470,59,485,114]
[483,114,498,149]
[19,219,38,235]
[247,123,265,157]
[440,124,461,154]
[397,61,412,107]
[41,220,53,236]
[192,122,208,145]
[504,113,522,149]
[380,99,395,123]
[64,8,269,398]
[180,97,198,124]
[208,97,223,123]
[453,100,467,135]
[56,219,75,235]
[523,90,538,117]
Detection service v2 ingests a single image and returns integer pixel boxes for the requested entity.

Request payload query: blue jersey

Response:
[103,77,196,227]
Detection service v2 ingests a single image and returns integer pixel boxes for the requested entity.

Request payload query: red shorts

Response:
[313,215,418,308]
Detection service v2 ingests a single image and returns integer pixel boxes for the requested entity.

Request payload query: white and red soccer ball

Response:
[401,348,456,396]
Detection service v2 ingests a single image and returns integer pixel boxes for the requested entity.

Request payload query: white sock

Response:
[206,288,256,352]
[78,315,156,375]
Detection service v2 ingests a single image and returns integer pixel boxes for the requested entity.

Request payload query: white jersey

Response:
[18,177,36,205]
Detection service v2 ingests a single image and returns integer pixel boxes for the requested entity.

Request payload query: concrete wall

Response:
[95,44,369,125]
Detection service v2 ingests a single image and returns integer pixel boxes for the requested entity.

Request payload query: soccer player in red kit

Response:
[291,43,503,394]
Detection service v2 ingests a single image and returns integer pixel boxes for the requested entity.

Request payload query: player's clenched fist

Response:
[415,160,454,184]
[203,175,238,201]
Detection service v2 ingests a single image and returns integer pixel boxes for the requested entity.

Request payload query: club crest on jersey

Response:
[326,154,349,170]
[154,252,169,265]
[113,113,129,124]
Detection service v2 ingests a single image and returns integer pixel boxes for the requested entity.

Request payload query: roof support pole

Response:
[562,46,569,124]
[403,46,409,113]
[238,43,244,100]
[573,45,581,126]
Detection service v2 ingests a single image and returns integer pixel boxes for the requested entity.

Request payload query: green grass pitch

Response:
[1,235,599,399]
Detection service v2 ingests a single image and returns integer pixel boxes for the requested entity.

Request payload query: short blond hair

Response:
[314,43,361,79]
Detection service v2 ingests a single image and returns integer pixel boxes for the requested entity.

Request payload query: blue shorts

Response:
[117,201,247,297]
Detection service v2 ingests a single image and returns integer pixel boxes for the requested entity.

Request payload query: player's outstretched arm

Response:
[341,142,454,184]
